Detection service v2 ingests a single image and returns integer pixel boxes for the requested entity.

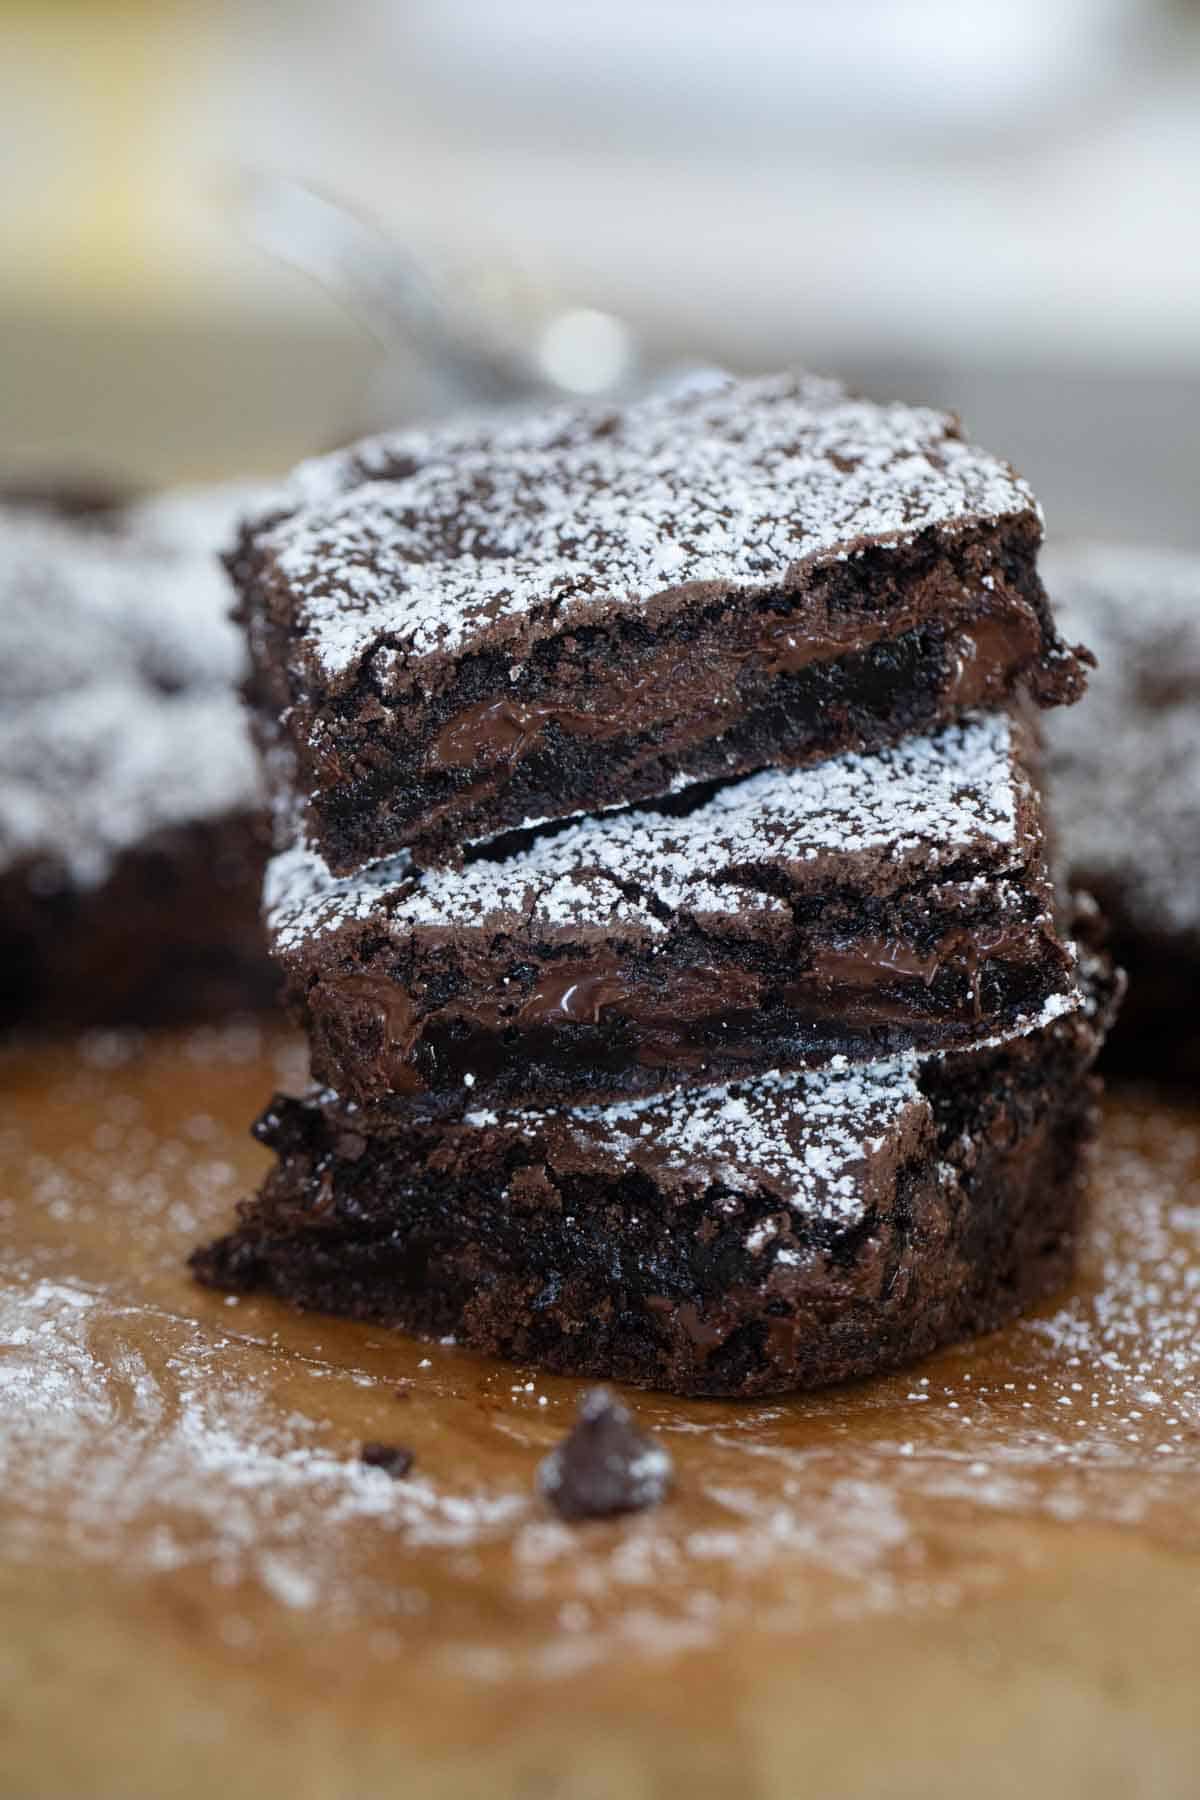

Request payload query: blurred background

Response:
[2,0,1197,541]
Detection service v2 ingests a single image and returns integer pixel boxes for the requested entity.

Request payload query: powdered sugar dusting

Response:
[259,370,1040,680]
[510,1055,926,1224]
[266,711,1024,947]
[0,501,263,887]
[0,1274,527,1586]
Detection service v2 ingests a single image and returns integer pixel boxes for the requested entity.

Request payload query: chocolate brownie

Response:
[0,497,277,1027]
[235,370,1088,873]
[1043,543,1200,1080]
[191,949,1118,1398]
[266,710,1080,1109]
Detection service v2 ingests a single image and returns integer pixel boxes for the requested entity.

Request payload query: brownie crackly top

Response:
[238,370,1088,871]
[249,370,1051,678]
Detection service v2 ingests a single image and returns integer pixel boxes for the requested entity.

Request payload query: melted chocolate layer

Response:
[297,575,1076,874]
[426,607,1046,779]
[300,913,1067,1111]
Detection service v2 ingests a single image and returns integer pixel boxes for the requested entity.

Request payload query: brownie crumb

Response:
[359,1441,414,1478]
[537,1389,674,1521]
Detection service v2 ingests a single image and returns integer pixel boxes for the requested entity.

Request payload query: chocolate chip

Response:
[359,1441,414,1477]
[537,1388,673,1521]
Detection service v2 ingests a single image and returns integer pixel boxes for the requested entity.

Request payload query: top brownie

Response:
[265,711,1081,1112]
[236,370,1089,873]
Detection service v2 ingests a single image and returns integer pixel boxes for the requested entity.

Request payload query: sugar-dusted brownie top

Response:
[317,1049,931,1230]
[1044,542,1200,948]
[263,712,1080,1110]
[483,935,1113,1216]
[256,370,1046,676]
[238,370,1088,872]
[270,711,1033,941]
[0,498,263,890]
[463,1053,928,1224]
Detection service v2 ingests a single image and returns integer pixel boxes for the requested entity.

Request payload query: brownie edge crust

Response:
[192,956,1118,1398]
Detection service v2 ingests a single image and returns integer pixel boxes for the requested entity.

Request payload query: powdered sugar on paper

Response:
[2,1025,1197,1684]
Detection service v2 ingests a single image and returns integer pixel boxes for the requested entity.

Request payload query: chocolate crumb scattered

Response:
[537,1389,674,1521]
[359,1441,414,1478]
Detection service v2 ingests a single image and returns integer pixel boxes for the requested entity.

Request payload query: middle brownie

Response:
[266,709,1079,1111]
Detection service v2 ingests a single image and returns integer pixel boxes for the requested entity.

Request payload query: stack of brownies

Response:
[194,371,1120,1397]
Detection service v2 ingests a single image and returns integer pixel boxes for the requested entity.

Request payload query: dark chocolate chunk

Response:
[359,1441,414,1478]
[537,1390,673,1521]
[234,370,1087,872]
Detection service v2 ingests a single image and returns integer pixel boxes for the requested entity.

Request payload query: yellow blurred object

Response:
[2,0,214,306]
[0,2,369,481]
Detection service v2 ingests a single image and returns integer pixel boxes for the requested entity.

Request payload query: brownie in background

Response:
[1044,543,1200,1082]
[0,488,278,1029]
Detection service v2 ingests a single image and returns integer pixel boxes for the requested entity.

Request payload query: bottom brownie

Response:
[192,956,1118,1398]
